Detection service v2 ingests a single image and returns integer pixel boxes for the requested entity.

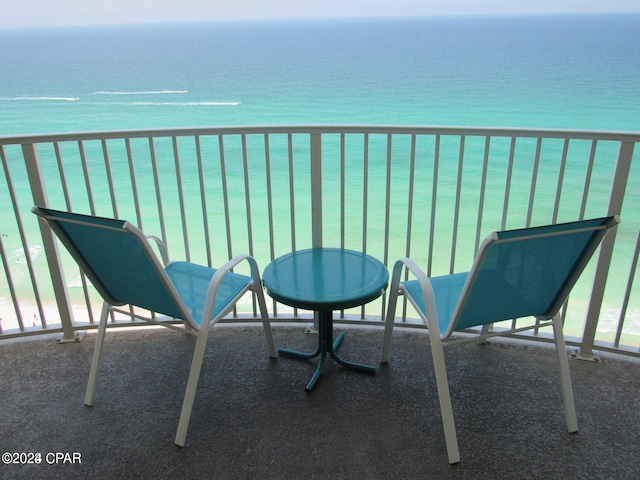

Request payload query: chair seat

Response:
[165,261,252,325]
[402,273,468,334]
[403,270,549,335]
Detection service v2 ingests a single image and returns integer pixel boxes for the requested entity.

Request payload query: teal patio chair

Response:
[381,216,620,464]
[33,206,277,447]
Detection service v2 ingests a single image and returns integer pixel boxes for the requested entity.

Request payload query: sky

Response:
[3,0,640,29]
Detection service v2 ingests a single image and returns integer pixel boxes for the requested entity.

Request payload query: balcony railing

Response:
[1,126,638,358]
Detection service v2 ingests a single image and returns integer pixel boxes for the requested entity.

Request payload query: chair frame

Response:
[33,206,277,447]
[381,216,620,464]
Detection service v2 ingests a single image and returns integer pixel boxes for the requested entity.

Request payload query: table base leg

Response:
[277,311,376,392]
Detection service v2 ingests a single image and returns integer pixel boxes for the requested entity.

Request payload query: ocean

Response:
[2,14,640,134]
[1,14,639,337]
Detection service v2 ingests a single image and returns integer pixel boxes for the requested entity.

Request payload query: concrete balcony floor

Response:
[2,323,639,479]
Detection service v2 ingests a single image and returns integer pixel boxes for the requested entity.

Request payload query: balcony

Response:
[3,324,640,478]
[1,125,639,476]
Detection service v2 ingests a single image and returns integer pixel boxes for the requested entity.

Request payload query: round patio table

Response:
[262,248,389,391]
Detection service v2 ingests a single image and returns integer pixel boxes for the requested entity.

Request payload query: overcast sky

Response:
[3,0,640,29]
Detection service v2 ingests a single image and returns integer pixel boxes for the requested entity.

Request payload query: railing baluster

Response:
[379,133,393,320]
[428,134,440,277]
[401,134,418,322]
[474,136,490,253]
[287,133,296,254]
[287,133,298,317]
[101,139,118,218]
[125,138,142,228]
[148,137,168,247]
[218,135,233,262]
[383,133,393,266]
[172,136,190,262]
[405,135,417,260]
[0,234,22,332]
[450,135,465,273]
[614,229,640,347]
[264,134,275,261]
[501,136,516,231]
[195,136,212,267]
[241,134,255,256]
[310,133,323,249]
[22,143,76,339]
[578,140,635,360]
[338,134,347,320]
[123,138,141,321]
[241,134,257,318]
[579,140,598,221]
[552,138,570,224]
[54,142,72,210]
[525,137,542,227]
[78,140,96,215]
[362,133,369,253]
[264,134,277,317]
[0,146,26,331]
[340,133,346,249]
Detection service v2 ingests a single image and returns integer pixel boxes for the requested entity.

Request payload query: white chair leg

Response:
[84,302,110,406]
[253,284,277,359]
[381,290,398,363]
[381,262,404,363]
[429,335,460,464]
[552,313,578,433]
[175,323,210,447]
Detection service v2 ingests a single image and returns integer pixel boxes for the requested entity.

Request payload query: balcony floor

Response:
[2,323,640,479]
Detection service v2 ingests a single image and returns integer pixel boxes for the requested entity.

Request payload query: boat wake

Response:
[4,96,79,101]
[92,90,189,95]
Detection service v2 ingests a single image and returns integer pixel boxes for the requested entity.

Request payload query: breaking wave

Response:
[5,96,79,102]
[12,245,43,264]
[93,90,188,95]
[97,101,241,106]
[66,276,92,288]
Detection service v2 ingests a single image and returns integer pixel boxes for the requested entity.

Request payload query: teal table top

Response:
[262,248,389,311]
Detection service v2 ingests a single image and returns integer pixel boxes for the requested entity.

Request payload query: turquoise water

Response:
[1,14,639,336]
[2,14,640,133]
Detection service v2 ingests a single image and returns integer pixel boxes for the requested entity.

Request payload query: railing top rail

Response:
[2,125,640,145]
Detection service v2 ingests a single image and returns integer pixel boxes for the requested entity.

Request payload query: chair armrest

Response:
[395,258,431,285]
[382,258,441,363]
[146,235,170,266]
[390,258,442,336]
[199,254,261,328]
[211,253,258,281]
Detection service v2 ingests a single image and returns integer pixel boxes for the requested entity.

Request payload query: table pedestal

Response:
[278,310,376,392]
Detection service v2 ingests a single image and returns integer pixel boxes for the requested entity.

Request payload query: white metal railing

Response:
[1,126,638,358]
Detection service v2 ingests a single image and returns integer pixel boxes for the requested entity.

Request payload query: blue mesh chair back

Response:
[452,216,618,332]
[34,207,186,320]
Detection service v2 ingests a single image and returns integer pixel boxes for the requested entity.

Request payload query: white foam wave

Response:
[12,245,43,264]
[96,101,241,106]
[7,96,79,102]
[66,276,93,288]
[596,307,640,336]
[93,90,188,95]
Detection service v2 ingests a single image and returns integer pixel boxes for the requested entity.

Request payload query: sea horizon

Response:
[2,13,640,135]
